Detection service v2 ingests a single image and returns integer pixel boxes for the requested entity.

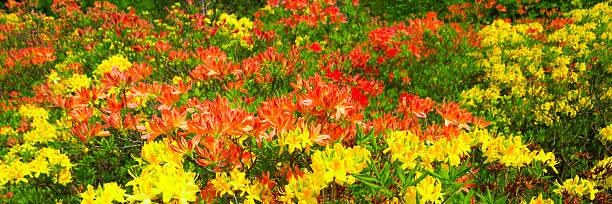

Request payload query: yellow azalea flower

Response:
[591,157,612,189]
[416,174,443,204]
[524,194,554,204]
[94,54,132,76]
[172,76,183,84]
[310,143,371,185]
[553,175,599,200]
[55,169,73,186]
[126,163,198,203]
[228,168,249,193]
[22,118,58,143]
[385,131,423,169]
[279,172,325,203]
[211,171,234,197]
[79,182,126,204]
[0,145,73,186]
[599,124,612,143]
[140,139,184,166]
[279,127,312,154]
[19,104,49,120]
[63,73,92,93]
[401,186,417,204]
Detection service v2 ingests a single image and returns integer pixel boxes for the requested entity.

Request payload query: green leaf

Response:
[353,174,379,184]
[361,180,383,190]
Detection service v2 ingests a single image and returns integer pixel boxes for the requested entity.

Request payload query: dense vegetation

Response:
[0,0,610,203]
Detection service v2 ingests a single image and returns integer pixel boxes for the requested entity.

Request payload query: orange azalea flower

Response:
[101,94,138,115]
[169,132,201,155]
[154,40,172,53]
[186,96,254,137]
[101,112,145,132]
[436,101,473,130]
[71,120,110,142]
[68,106,94,122]
[74,86,109,105]
[168,49,190,61]
[397,93,435,118]
[171,79,192,95]
[257,47,297,76]
[240,57,262,77]
[156,84,181,110]
[142,107,188,142]
[50,94,80,111]
[189,46,241,81]
[100,67,138,88]
[256,96,299,141]
[129,62,153,81]
[194,135,251,170]
[471,116,491,130]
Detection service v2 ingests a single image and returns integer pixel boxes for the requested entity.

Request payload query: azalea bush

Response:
[0,0,610,203]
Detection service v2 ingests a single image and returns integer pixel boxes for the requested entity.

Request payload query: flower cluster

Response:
[0,0,610,203]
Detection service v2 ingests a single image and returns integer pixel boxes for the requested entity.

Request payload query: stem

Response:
[331,182,337,204]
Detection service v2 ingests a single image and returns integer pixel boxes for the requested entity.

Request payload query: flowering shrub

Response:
[460,1,611,179]
[0,0,610,203]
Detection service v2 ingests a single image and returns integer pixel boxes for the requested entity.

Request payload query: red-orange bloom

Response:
[68,107,93,122]
[436,101,473,130]
[142,107,188,142]
[156,85,181,110]
[397,93,435,118]
[71,120,110,142]
[186,96,254,137]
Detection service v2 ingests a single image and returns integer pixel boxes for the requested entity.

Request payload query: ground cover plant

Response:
[0,0,610,203]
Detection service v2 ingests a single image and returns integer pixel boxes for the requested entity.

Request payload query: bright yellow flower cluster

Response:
[383,129,558,202]
[126,140,197,204]
[126,162,199,203]
[310,143,371,185]
[523,194,554,204]
[295,35,310,46]
[0,13,21,25]
[0,126,17,136]
[279,171,327,204]
[589,156,612,189]
[94,54,132,76]
[204,10,253,49]
[0,146,73,186]
[19,104,59,143]
[464,2,610,128]
[79,140,196,203]
[599,124,612,143]
[553,175,599,200]
[19,104,49,120]
[415,174,444,203]
[392,172,444,204]
[139,139,183,166]
[210,168,266,203]
[550,2,610,57]
[80,182,126,204]
[23,117,59,143]
[279,127,313,154]
[385,131,473,169]
[460,86,501,108]
[1,105,73,187]
[385,131,423,169]
[218,13,253,40]
[79,163,199,204]
[479,20,543,47]
[280,143,371,203]
[55,73,92,93]
[385,129,558,173]
[479,130,558,173]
